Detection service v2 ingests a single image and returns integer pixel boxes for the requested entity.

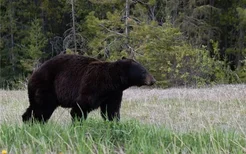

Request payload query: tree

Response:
[63,0,86,54]
[0,0,245,88]
[85,0,157,59]
[20,19,47,73]
[0,0,20,88]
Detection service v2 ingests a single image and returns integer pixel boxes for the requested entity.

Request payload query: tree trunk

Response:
[0,32,1,81]
[207,0,214,54]
[10,0,15,72]
[238,26,244,68]
[125,0,133,58]
[40,1,46,54]
[71,0,77,53]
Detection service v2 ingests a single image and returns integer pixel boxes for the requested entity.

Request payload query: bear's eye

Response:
[141,71,146,77]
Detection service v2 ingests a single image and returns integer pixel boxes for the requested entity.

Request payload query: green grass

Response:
[0,85,246,153]
[1,120,245,154]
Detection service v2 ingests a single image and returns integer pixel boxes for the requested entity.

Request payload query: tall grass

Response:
[0,84,246,153]
[1,120,245,153]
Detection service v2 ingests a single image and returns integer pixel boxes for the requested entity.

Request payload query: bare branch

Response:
[99,24,126,37]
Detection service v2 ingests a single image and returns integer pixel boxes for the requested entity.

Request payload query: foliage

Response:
[137,25,227,87]
[85,10,125,59]
[21,19,47,73]
[0,0,246,88]
[85,8,229,87]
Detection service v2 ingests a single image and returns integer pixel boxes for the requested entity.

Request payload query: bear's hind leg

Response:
[31,104,57,123]
[70,105,88,122]
[22,104,56,123]
[22,106,33,122]
[23,89,58,123]
[100,103,107,121]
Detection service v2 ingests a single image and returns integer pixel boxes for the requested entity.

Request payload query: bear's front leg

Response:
[100,103,121,121]
[100,92,122,121]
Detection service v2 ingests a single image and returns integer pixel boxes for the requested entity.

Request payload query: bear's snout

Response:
[145,74,156,86]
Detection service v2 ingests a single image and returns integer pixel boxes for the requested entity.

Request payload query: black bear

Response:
[22,54,156,122]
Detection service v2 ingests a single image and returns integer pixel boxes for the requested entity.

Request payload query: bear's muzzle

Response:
[145,74,156,86]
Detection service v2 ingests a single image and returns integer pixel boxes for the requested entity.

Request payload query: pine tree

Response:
[63,0,85,54]
[21,19,47,73]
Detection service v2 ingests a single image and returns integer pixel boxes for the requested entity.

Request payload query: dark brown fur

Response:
[22,54,156,122]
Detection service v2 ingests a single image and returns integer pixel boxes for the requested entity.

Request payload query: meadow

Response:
[0,84,245,153]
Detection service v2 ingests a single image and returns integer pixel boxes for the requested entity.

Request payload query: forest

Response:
[0,0,246,89]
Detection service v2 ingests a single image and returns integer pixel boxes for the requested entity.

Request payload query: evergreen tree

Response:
[0,0,246,88]
[20,19,47,73]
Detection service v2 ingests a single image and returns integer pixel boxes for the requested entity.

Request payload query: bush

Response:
[139,43,229,87]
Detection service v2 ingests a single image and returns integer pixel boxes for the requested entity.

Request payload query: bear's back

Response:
[30,54,97,81]
[28,54,99,105]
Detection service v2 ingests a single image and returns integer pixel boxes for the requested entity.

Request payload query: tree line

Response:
[0,0,245,89]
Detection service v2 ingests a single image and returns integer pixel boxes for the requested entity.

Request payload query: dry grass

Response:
[122,84,246,133]
[0,84,245,133]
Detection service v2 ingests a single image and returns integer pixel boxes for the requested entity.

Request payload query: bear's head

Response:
[118,57,156,87]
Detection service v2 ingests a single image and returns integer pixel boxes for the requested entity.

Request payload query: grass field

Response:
[0,84,246,153]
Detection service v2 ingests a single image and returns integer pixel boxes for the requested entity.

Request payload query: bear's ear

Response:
[122,56,127,60]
